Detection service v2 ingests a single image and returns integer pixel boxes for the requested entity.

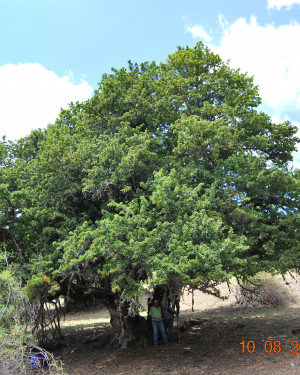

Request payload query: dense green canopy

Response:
[1,42,299,320]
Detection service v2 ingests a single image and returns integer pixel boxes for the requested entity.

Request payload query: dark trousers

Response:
[164,319,174,342]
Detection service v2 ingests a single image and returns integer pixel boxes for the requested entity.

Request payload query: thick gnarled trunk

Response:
[107,295,125,347]
[103,294,151,348]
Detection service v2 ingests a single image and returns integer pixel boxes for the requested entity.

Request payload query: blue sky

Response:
[0,0,299,167]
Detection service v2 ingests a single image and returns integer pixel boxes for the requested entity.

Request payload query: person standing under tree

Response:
[149,299,168,346]
[161,301,176,343]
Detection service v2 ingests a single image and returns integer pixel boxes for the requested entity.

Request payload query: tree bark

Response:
[102,293,151,348]
[106,293,125,347]
[52,277,152,348]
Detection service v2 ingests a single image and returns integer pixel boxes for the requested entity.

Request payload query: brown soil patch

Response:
[53,276,300,375]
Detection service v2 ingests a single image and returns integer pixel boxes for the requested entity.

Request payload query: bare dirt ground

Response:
[53,276,300,375]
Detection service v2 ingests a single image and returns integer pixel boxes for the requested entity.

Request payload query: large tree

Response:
[1,42,299,347]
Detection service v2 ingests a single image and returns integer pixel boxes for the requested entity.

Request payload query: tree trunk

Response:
[103,283,181,348]
[102,293,151,348]
[106,293,125,347]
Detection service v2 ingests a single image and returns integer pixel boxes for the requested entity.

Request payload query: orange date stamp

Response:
[240,340,300,353]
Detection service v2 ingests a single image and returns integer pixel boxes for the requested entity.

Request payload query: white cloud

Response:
[187,15,300,168]
[186,25,212,42]
[0,63,93,141]
[208,16,300,121]
[267,0,300,9]
[211,16,300,168]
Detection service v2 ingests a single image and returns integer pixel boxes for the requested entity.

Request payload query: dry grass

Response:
[234,274,297,308]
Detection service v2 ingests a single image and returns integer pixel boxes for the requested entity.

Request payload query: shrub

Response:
[0,265,66,374]
[0,336,65,375]
[235,275,295,308]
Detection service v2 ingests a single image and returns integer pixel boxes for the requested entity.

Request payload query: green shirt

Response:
[149,306,162,320]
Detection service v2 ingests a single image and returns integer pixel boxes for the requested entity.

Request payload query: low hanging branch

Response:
[33,299,64,347]
[236,276,263,293]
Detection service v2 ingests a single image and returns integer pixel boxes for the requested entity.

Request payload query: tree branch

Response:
[0,225,25,263]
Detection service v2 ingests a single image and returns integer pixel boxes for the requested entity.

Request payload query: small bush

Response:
[0,265,66,374]
[235,275,295,308]
[0,338,65,375]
